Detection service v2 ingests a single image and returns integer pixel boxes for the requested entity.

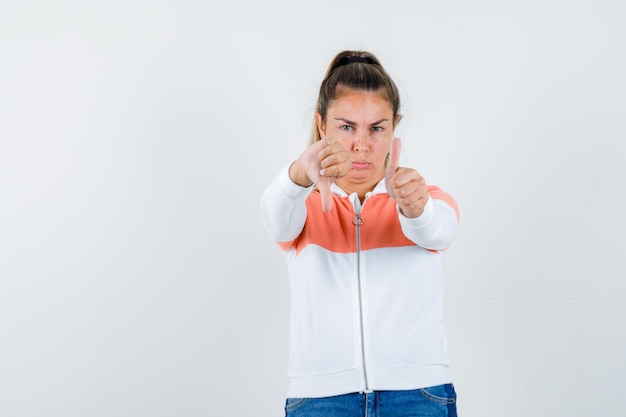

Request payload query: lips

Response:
[352,161,370,170]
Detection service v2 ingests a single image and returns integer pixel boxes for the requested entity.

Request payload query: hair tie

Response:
[337,55,376,66]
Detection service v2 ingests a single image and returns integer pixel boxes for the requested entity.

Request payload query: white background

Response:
[1,1,625,416]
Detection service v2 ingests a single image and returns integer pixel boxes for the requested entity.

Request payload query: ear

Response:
[315,112,326,138]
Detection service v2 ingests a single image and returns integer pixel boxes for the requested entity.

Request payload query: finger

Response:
[386,137,402,177]
[320,158,351,178]
[316,177,333,213]
[392,168,424,188]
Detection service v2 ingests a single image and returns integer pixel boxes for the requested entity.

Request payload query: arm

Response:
[397,190,459,251]
[385,138,459,250]
[260,165,312,243]
[260,137,352,242]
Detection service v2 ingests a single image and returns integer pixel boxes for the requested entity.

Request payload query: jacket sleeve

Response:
[398,187,460,251]
[260,165,313,243]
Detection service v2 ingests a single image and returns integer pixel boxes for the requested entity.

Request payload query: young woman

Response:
[260,50,460,417]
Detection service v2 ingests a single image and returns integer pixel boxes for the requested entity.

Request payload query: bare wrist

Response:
[288,160,313,187]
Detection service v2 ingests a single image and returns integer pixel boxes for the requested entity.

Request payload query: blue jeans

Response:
[284,384,457,417]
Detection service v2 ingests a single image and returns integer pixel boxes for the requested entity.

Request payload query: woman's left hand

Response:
[385,138,429,218]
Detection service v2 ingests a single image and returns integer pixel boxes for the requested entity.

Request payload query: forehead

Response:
[328,88,393,116]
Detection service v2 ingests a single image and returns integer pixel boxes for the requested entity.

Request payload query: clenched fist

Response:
[289,137,352,213]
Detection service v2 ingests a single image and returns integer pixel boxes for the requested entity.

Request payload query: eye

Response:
[340,125,354,131]
[371,126,384,132]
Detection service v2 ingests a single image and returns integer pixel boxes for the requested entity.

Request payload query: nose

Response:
[354,133,367,152]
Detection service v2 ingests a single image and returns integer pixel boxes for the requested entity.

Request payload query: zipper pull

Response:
[353,214,364,225]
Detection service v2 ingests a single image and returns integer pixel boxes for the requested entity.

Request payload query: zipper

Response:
[353,196,372,393]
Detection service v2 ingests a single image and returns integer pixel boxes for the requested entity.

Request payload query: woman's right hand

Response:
[289,137,352,213]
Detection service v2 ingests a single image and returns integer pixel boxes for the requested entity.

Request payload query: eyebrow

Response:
[334,118,390,126]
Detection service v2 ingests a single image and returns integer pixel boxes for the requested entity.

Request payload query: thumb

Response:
[317,177,333,213]
[386,137,402,179]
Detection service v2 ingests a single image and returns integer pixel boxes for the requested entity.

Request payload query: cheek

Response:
[338,136,352,149]
[373,139,392,161]
[372,136,391,151]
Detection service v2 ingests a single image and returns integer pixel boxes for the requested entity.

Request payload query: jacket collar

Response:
[329,178,388,197]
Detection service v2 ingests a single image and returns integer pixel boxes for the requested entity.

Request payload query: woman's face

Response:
[316,89,396,193]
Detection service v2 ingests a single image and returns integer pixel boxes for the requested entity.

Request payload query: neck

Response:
[336,176,383,203]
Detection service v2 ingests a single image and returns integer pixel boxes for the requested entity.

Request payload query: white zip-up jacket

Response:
[260,166,460,398]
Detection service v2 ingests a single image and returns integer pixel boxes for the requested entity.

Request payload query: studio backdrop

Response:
[1,1,625,416]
